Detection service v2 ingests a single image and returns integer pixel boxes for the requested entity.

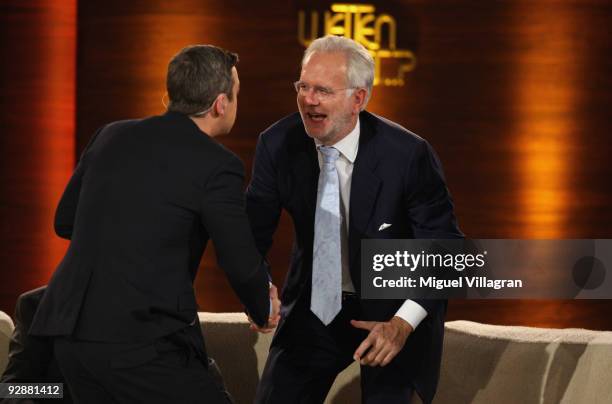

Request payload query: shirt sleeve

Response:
[394,299,428,330]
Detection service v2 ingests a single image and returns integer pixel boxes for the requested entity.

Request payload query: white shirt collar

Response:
[314,117,360,163]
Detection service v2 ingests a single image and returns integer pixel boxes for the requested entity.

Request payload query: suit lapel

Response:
[349,113,382,283]
[288,126,319,222]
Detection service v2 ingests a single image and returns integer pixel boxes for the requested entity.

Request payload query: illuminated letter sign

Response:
[298,3,416,86]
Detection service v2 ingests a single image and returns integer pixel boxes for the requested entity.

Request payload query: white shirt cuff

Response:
[394,300,427,330]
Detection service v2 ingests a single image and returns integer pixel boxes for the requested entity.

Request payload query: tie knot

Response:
[319,146,340,165]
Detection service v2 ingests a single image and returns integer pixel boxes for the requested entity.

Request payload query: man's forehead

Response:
[232,66,240,85]
[300,52,347,82]
[304,51,347,67]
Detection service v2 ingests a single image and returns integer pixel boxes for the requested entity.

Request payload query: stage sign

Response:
[298,3,416,86]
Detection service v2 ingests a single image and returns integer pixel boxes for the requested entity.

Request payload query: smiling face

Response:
[297,51,364,145]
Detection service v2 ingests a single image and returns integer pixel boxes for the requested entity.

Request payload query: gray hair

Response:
[302,35,374,109]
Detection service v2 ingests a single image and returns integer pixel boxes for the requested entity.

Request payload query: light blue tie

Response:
[311,146,342,325]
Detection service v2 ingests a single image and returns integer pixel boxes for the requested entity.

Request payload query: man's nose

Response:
[303,89,319,105]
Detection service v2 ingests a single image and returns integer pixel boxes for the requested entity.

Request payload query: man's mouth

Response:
[307,112,327,122]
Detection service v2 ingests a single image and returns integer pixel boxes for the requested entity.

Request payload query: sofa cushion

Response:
[0,310,15,375]
[437,320,612,404]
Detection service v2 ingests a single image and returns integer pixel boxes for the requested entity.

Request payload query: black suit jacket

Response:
[246,111,463,403]
[30,111,270,344]
[1,287,71,404]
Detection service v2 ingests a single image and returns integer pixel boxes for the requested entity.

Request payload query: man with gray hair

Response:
[247,35,462,403]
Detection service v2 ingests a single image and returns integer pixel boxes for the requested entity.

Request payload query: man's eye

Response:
[317,87,332,95]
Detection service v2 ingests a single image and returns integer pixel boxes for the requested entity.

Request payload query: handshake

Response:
[249,283,282,333]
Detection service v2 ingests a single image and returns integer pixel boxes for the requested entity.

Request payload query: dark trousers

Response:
[255,295,415,404]
[54,329,229,404]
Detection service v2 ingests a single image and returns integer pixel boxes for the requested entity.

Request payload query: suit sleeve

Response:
[245,133,282,257]
[54,127,104,239]
[404,140,463,315]
[406,140,463,240]
[200,154,270,327]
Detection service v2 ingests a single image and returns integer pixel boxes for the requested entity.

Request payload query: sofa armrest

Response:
[0,310,15,375]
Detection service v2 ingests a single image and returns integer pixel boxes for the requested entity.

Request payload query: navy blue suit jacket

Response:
[246,111,462,403]
[30,112,271,344]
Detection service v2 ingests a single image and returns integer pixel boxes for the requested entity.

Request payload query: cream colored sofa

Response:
[0,310,14,376]
[1,311,611,403]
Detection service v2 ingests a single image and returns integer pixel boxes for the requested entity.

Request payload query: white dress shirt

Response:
[314,118,427,330]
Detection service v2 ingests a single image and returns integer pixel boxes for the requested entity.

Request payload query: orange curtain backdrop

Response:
[0,0,77,314]
[1,0,611,329]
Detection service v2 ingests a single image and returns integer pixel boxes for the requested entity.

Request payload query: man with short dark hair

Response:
[247,36,462,403]
[166,46,239,118]
[29,44,277,403]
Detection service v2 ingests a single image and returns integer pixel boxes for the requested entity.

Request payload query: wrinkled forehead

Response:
[300,51,348,87]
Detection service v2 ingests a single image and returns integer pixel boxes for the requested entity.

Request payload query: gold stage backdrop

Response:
[1,0,611,329]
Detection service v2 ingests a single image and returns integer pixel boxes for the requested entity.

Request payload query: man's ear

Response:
[353,88,367,113]
[212,94,227,117]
